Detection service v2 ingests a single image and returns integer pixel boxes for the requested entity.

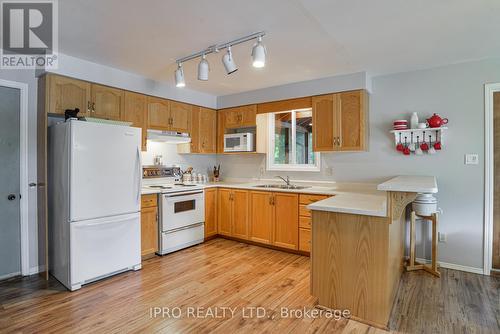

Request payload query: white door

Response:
[70,121,141,221]
[70,212,141,285]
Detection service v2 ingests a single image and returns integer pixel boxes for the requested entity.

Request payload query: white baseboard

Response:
[29,266,40,275]
[0,271,21,281]
[415,257,484,275]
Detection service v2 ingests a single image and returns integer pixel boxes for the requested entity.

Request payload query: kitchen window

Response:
[267,108,320,171]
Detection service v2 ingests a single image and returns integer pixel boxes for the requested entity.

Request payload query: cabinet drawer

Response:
[299,216,311,229]
[299,194,329,205]
[299,204,311,218]
[299,228,311,252]
[141,194,157,208]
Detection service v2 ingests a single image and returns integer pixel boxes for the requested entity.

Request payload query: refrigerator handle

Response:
[135,146,142,205]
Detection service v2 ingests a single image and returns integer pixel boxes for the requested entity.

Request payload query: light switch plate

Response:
[465,154,479,165]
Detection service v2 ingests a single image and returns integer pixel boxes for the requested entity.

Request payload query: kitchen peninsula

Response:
[308,175,438,329]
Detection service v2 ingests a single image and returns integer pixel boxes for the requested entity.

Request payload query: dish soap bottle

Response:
[410,112,419,129]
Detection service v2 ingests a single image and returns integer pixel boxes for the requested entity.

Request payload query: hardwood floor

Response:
[0,239,498,333]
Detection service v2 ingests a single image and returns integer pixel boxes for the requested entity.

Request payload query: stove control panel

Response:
[143,166,181,179]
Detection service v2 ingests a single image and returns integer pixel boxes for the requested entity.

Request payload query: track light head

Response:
[175,63,185,88]
[252,36,266,68]
[198,54,209,81]
[222,46,238,75]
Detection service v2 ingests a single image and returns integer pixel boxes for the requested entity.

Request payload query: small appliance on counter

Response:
[142,166,205,255]
[223,132,254,152]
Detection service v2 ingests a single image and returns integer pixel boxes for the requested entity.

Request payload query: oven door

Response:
[161,191,205,232]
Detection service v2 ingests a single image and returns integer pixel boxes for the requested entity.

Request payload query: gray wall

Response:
[217,58,500,270]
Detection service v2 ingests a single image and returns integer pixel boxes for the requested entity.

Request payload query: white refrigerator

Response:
[48,120,142,291]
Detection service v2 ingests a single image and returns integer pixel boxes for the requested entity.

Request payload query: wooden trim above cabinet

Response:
[257,96,312,114]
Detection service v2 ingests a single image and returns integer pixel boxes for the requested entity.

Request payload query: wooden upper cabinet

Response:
[198,107,217,153]
[91,84,124,121]
[249,191,273,245]
[204,188,218,238]
[273,193,299,250]
[312,94,338,152]
[217,188,232,236]
[222,105,257,128]
[47,75,91,116]
[123,91,147,151]
[338,90,367,151]
[312,90,367,152]
[232,190,249,240]
[147,96,170,130]
[170,101,191,133]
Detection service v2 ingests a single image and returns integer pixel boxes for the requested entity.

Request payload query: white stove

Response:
[143,166,205,255]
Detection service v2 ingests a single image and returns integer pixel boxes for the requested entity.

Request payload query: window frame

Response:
[266,109,321,172]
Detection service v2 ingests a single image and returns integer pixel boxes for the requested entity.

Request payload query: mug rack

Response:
[390,127,447,155]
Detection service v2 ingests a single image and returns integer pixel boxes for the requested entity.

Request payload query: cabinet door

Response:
[204,188,218,238]
[223,108,241,128]
[123,92,147,151]
[273,193,299,250]
[199,107,217,153]
[217,111,225,153]
[141,206,158,257]
[249,191,273,244]
[147,97,170,130]
[91,84,124,120]
[338,90,366,151]
[170,100,191,133]
[217,188,232,236]
[48,75,91,116]
[239,105,257,127]
[189,106,201,153]
[312,94,339,152]
[232,190,249,240]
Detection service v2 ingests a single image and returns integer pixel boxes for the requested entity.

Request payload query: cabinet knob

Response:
[7,194,16,201]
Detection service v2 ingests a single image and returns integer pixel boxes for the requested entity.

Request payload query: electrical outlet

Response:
[465,154,479,165]
[326,166,334,176]
[259,166,265,177]
[438,232,447,243]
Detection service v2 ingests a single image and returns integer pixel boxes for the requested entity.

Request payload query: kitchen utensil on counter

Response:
[418,122,427,129]
[426,113,448,128]
[213,165,221,182]
[410,112,419,129]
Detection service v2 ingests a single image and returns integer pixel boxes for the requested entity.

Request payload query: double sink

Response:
[254,184,310,190]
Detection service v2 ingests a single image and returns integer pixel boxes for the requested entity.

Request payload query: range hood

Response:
[147,130,191,144]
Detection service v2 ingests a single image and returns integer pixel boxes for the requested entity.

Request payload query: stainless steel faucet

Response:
[275,175,291,186]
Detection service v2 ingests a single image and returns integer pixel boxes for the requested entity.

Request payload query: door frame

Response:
[484,83,500,276]
[0,79,30,276]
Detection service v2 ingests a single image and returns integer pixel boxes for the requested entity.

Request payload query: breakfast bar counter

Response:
[309,175,437,329]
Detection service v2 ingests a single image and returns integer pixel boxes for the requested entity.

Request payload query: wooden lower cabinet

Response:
[299,228,311,252]
[141,194,158,258]
[217,188,233,236]
[249,191,299,250]
[249,191,274,244]
[298,194,328,253]
[217,188,249,239]
[204,188,218,238]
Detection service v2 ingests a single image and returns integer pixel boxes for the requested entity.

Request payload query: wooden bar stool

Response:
[406,211,440,277]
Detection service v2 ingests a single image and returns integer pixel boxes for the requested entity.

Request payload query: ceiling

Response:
[59,0,500,96]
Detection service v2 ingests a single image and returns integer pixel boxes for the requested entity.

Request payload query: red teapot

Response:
[426,113,448,128]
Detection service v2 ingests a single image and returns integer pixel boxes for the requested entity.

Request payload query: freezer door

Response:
[70,121,141,221]
[70,212,141,285]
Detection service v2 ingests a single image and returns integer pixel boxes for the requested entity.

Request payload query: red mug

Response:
[403,147,411,155]
[396,143,404,151]
[420,142,429,151]
[434,142,442,150]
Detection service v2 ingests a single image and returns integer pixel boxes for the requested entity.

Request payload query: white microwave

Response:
[224,133,254,152]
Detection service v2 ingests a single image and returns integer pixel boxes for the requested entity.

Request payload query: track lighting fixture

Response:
[175,63,185,88]
[222,46,238,75]
[198,54,209,81]
[174,31,266,87]
[251,36,266,68]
